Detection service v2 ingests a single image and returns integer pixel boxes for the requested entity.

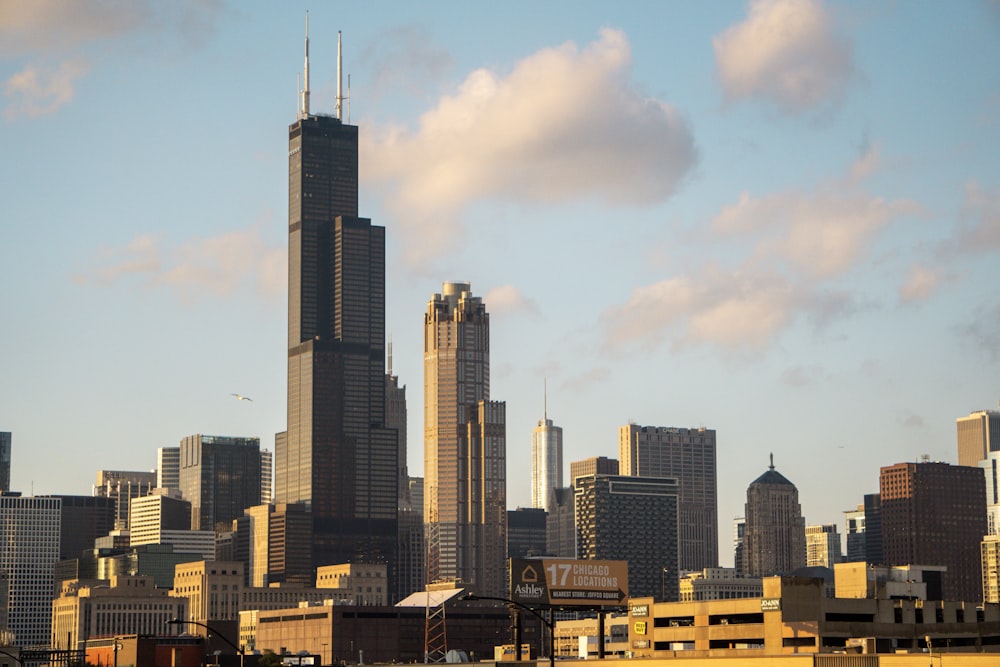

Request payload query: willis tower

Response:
[276,22,398,586]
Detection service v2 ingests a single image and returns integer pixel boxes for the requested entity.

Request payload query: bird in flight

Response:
[231,393,253,402]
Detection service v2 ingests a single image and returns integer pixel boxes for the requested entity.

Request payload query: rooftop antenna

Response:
[543,378,548,420]
[300,11,310,118]
[388,339,394,376]
[769,452,775,470]
[336,30,343,120]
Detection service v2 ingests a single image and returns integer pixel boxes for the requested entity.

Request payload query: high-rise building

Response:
[619,424,719,570]
[805,524,842,568]
[129,491,215,561]
[957,406,1000,467]
[546,487,575,558]
[863,493,883,566]
[983,534,1000,603]
[50,495,117,560]
[387,346,409,508]
[0,432,10,491]
[157,446,180,490]
[260,449,273,505]
[570,456,618,483]
[179,434,261,532]
[743,457,805,577]
[843,504,866,563]
[574,474,679,600]
[0,493,60,645]
[507,507,548,559]
[267,502,314,586]
[733,517,746,575]
[94,470,156,530]
[276,30,398,579]
[880,460,986,601]
[531,392,563,512]
[424,283,507,596]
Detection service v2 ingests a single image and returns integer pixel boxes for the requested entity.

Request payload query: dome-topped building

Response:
[742,454,806,577]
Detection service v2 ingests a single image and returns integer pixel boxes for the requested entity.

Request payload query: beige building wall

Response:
[316,563,388,605]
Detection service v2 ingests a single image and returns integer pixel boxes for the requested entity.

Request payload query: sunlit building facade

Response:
[424,283,507,596]
[531,409,563,512]
[743,458,805,577]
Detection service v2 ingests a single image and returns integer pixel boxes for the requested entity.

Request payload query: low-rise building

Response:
[679,568,763,601]
[315,563,388,606]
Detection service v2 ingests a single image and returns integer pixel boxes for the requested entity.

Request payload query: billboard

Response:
[510,558,628,607]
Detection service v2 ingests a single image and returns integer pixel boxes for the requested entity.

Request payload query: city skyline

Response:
[1,2,999,567]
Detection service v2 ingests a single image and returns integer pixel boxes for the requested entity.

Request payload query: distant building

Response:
[983,534,1000,603]
[574,474,678,600]
[981,451,1000,535]
[157,446,180,490]
[233,503,313,588]
[570,456,618,483]
[0,493,61,645]
[179,434,261,532]
[863,493,883,565]
[834,562,944,600]
[50,495,117,561]
[395,506,424,602]
[386,352,408,508]
[531,397,563,512]
[0,432,10,491]
[171,560,243,626]
[94,470,156,530]
[316,563,388,605]
[733,517,746,574]
[678,568,762,602]
[424,283,507,596]
[805,524,842,568]
[508,507,548,559]
[619,424,718,570]
[260,449,273,505]
[957,406,1000,467]
[128,491,215,561]
[880,460,986,602]
[546,487,576,558]
[843,504,866,562]
[51,575,187,650]
[742,456,805,577]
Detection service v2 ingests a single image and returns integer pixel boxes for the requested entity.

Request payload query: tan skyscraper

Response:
[957,407,1000,467]
[424,282,507,597]
[743,456,805,577]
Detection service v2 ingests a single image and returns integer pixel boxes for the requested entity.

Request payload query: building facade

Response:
[316,563,388,605]
[531,401,563,512]
[94,470,156,530]
[0,432,10,492]
[805,524,842,568]
[957,407,1000,467]
[277,40,398,582]
[179,434,261,532]
[742,458,805,577]
[574,474,679,600]
[843,504,866,562]
[570,456,618,483]
[678,568,763,602]
[619,424,718,571]
[128,491,215,560]
[507,507,548,559]
[880,460,986,602]
[424,283,507,596]
[51,495,117,561]
[157,446,180,490]
[0,493,61,645]
[546,487,576,558]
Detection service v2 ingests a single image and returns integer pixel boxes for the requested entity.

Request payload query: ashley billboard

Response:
[510,559,628,607]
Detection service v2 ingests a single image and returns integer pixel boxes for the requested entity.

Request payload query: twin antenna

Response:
[299,11,348,121]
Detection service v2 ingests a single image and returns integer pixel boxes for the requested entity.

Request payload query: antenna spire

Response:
[769,452,775,470]
[300,12,310,118]
[388,339,394,376]
[544,378,548,420]
[336,30,343,120]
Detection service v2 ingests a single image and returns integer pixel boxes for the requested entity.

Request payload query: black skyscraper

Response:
[276,29,397,581]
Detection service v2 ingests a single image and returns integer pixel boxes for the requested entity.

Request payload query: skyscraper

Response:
[424,282,507,596]
[276,28,398,576]
[742,456,805,577]
[531,390,563,512]
[805,524,842,568]
[574,473,679,600]
[94,470,156,530]
[880,460,986,601]
[619,424,719,570]
[157,446,180,490]
[957,407,1000,467]
[1,494,60,644]
[179,434,261,531]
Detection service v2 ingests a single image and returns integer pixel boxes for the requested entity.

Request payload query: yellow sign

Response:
[634,621,647,635]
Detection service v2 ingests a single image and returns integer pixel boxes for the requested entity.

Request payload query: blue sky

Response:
[1,1,998,565]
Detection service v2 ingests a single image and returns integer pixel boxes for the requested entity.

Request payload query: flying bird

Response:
[231,393,253,402]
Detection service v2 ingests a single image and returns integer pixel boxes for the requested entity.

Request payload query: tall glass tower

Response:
[531,390,563,512]
[277,27,397,579]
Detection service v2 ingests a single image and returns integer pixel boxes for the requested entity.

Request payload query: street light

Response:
[458,593,554,667]
[167,618,244,667]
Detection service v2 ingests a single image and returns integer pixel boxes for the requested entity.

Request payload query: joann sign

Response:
[511,558,629,607]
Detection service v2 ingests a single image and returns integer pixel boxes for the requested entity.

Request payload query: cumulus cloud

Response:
[714,0,854,112]
[603,148,920,354]
[603,266,804,352]
[3,60,88,119]
[361,28,697,264]
[75,226,285,302]
[484,285,540,318]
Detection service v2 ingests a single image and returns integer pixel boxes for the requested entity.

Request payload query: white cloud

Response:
[75,226,285,302]
[714,0,854,112]
[361,28,697,265]
[484,285,540,318]
[3,60,88,119]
